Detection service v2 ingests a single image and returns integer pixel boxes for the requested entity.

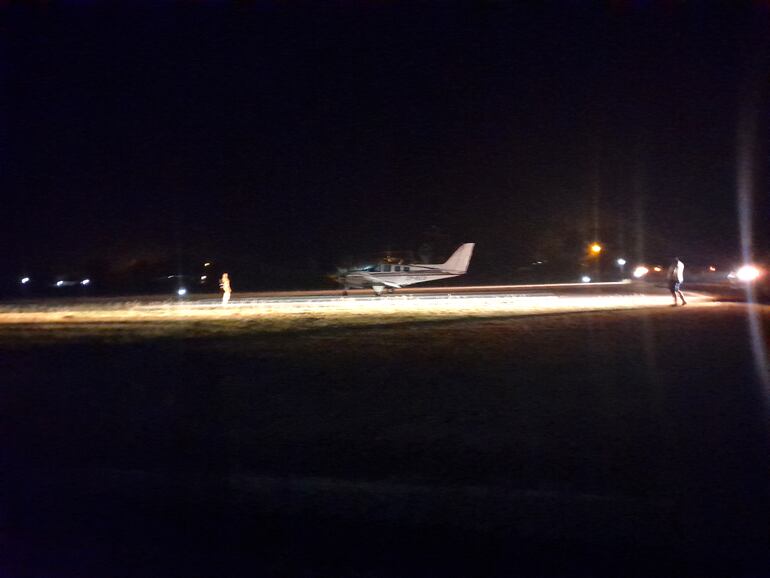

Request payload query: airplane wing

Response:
[358,274,401,289]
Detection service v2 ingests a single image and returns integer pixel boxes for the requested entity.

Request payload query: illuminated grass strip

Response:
[0,293,711,325]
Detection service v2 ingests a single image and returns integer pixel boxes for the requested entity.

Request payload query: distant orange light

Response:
[708,266,716,272]
[653,266,662,272]
[590,243,602,254]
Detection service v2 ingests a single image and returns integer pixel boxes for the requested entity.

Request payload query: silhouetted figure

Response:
[667,258,687,306]
[219,272,232,305]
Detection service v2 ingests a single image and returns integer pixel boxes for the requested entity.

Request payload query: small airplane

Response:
[336,243,475,295]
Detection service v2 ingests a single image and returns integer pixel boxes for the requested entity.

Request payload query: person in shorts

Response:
[667,257,687,306]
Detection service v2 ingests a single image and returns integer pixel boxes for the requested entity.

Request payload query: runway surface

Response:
[0,281,714,328]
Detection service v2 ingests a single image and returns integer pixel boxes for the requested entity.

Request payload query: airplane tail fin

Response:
[441,243,475,274]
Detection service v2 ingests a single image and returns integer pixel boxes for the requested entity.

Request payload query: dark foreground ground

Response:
[2,303,769,577]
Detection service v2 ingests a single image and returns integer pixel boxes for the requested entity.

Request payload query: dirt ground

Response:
[2,302,769,577]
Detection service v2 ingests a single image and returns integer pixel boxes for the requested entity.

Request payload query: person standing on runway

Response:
[219,272,232,305]
[667,257,687,306]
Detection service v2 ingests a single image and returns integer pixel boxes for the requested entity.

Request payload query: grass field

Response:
[0,290,711,342]
[2,300,769,577]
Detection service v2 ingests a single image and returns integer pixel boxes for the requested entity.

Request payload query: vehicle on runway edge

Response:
[336,243,475,296]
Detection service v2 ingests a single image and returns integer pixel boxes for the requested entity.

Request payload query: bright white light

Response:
[616,258,626,266]
[204,262,211,267]
[56,280,64,287]
[736,265,761,282]
[177,288,188,296]
[581,276,591,283]
[708,266,716,272]
[20,277,30,284]
[633,266,649,279]
[200,275,207,281]
[81,279,90,286]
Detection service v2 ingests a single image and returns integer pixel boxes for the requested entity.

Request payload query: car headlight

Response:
[736,265,762,282]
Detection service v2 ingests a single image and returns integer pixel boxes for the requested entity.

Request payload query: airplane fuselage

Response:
[343,267,459,290]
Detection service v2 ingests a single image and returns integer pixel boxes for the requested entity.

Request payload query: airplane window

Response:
[404,266,410,271]
[383,265,391,272]
[395,266,401,272]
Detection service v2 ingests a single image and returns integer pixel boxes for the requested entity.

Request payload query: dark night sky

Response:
[4,1,768,285]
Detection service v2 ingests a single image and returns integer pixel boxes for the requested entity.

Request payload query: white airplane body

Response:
[339,243,475,295]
